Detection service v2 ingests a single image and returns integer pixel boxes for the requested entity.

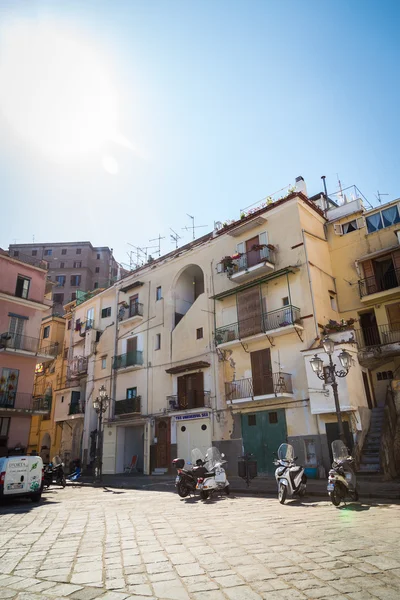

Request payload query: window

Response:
[70,275,81,286]
[377,371,393,381]
[56,275,66,287]
[268,412,278,424]
[60,262,65,269]
[13,251,19,257]
[32,250,37,256]
[61,249,67,255]
[282,297,289,306]
[330,295,338,311]
[95,267,100,273]
[67,320,72,330]
[97,253,100,259]
[196,327,203,339]
[43,326,50,339]
[248,414,256,426]
[366,206,400,234]
[76,249,82,254]
[155,333,161,350]
[15,275,30,299]
[101,307,111,318]
[156,286,162,301]
[75,318,81,331]
[127,387,137,399]
[61,395,64,402]
[73,261,82,268]
[71,292,76,301]
[53,293,64,304]
[101,357,107,370]
[94,282,98,289]
[0,417,10,438]
[342,219,358,234]
[44,249,52,256]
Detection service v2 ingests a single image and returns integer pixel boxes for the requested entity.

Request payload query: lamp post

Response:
[93,385,109,484]
[310,336,352,444]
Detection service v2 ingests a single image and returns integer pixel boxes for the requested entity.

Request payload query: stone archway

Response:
[174,264,204,327]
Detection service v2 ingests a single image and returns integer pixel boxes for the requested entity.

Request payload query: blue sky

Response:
[1,0,399,268]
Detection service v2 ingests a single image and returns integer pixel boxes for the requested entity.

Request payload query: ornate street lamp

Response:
[93,385,109,484]
[310,337,352,443]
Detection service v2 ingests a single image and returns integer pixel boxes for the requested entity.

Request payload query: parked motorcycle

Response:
[43,456,66,488]
[172,449,208,497]
[327,440,358,506]
[196,447,230,500]
[274,443,307,504]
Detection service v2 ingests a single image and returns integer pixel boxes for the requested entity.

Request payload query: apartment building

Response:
[9,242,120,314]
[0,251,58,455]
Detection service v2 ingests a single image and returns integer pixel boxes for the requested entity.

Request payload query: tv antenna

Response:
[375,190,389,205]
[149,234,165,257]
[183,214,208,240]
[170,228,182,249]
[127,243,158,269]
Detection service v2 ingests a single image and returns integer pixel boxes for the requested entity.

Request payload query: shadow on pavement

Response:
[0,495,59,514]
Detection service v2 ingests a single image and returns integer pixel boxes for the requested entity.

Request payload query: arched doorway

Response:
[174,264,204,327]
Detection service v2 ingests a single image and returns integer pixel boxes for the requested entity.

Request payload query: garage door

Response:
[176,418,211,465]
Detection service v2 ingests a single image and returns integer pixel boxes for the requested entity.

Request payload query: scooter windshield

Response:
[191,448,205,466]
[332,440,350,462]
[204,447,223,471]
[277,443,294,462]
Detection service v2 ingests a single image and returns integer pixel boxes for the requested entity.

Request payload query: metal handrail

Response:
[167,391,211,410]
[119,302,144,322]
[113,351,144,370]
[359,268,400,298]
[0,332,59,356]
[215,306,301,344]
[115,396,141,415]
[355,323,400,349]
[225,372,293,401]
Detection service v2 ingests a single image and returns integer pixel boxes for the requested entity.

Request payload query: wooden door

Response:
[178,372,204,409]
[156,419,170,468]
[361,260,377,294]
[237,288,262,338]
[359,312,380,346]
[178,376,187,409]
[129,294,138,317]
[246,236,260,268]
[241,409,287,475]
[251,348,273,396]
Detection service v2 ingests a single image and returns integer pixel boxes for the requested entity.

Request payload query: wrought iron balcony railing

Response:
[67,356,88,379]
[119,303,144,322]
[0,391,49,412]
[215,306,301,344]
[220,246,275,275]
[113,351,144,370]
[0,332,59,356]
[225,373,293,401]
[115,396,141,416]
[359,268,400,298]
[68,401,85,415]
[167,391,211,411]
[32,397,52,412]
[79,319,95,337]
[355,323,400,349]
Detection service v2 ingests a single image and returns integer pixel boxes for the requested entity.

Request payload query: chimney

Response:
[295,176,307,196]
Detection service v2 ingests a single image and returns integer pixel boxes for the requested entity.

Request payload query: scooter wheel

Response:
[61,477,66,488]
[278,483,287,504]
[330,486,341,507]
[352,488,359,502]
[177,482,190,498]
[200,490,209,500]
[225,485,230,496]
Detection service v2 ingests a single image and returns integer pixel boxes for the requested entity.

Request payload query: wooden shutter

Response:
[237,287,262,338]
[193,372,204,408]
[386,303,400,331]
[361,260,377,294]
[178,375,187,409]
[246,235,260,268]
[126,337,137,354]
[392,250,400,285]
[251,348,273,396]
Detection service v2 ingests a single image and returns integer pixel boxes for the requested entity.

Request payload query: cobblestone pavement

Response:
[1,486,400,600]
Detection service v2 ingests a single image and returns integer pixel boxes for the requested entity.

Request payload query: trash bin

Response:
[238,454,258,484]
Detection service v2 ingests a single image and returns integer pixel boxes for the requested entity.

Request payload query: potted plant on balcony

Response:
[221,256,234,271]
[322,318,356,334]
[251,243,267,252]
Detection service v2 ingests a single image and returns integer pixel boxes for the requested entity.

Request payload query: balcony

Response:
[68,401,85,416]
[167,391,211,411]
[79,319,95,337]
[118,302,144,324]
[355,324,400,367]
[0,392,50,414]
[0,332,59,361]
[225,373,293,405]
[32,396,52,413]
[67,356,88,380]
[113,351,143,370]
[220,246,275,284]
[115,396,141,416]
[215,306,302,347]
[359,268,400,301]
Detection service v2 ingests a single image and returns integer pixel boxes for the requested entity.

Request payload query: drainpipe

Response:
[302,230,319,338]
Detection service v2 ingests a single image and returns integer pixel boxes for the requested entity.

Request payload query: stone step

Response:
[151,468,169,475]
[358,465,381,473]
[360,457,380,466]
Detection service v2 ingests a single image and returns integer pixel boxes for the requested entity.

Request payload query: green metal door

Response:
[241,409,287,475]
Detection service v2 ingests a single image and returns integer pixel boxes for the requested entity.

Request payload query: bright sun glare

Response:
[0,20,127,173]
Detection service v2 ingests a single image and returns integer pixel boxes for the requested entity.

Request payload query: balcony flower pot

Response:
[322,318,356,335]
[221,256,234,270]
[279,321,290,327]
[251,243,267,252]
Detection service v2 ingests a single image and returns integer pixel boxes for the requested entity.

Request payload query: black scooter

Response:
[44,456,66,488]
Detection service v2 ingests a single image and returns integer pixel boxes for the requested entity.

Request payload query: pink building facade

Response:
[0,252,58,455]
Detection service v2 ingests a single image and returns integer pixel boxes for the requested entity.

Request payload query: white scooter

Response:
[327,440,358,506]
[274,443,307,504]
[196,447,230,500]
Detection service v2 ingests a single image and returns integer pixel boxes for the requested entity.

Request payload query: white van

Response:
[0,455,44,502]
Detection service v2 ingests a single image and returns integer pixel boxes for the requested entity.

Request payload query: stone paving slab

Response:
[1,487,400,600]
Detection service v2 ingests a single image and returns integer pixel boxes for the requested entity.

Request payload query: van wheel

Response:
[30,493,42,503]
